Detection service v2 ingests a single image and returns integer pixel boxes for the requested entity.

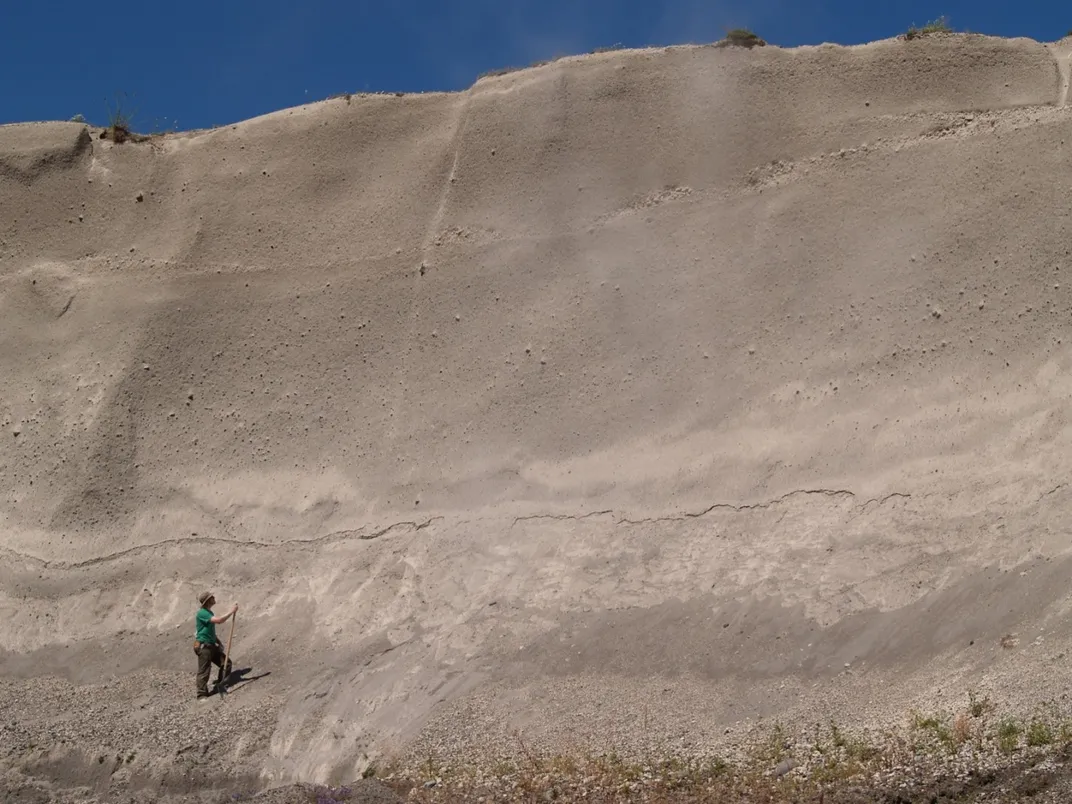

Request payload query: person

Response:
[194,591,238,699]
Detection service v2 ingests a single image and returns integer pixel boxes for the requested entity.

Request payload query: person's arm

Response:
[209,603,238,625]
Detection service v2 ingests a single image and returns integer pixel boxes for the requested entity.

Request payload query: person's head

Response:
[198,591,215,610]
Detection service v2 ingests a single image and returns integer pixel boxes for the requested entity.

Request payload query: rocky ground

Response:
[6,672,1072,802]
[0,669,279,803]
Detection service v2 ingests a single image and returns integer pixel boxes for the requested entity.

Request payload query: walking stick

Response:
[219,610,236,697]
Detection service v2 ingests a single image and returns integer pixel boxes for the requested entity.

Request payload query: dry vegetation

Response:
[99,92,151,144]
[714,29,768,49]
[317,693,1072,803]
[905,16,954,40]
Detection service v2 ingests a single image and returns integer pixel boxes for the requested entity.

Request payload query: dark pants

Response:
[195,642,232,697]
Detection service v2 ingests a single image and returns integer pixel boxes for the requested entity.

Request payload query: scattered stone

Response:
[773,758,796,778]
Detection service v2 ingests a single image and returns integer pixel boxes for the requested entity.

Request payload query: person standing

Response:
[194,591,238,699]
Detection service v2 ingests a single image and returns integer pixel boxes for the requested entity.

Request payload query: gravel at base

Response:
[6,666,1072,803]
[238,779,404,804]
[0,670,279,803]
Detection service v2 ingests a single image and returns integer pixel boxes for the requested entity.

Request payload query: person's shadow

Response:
[218,667,271,694]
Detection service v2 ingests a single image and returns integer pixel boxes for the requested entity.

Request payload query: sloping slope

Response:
[3,33,1072,799]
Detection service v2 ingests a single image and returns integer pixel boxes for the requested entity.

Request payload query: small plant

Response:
[69,114,86,123]
[702,755,729,777]
[829,721,848,749]
[716,28,767,49]
[911,712,956,754]
[101,91,149,143]
[952,713,972,745]
[751,722,789,764]
[1000,633,1019,650]
[923,16,953,33]
[489,756,518,777]
[997,718,1022,754]
[103,92,134,143]
[1026,718,1054,747]
[420,753,438,781]
[911,713,940,731]
[905,16,953,40]
[968,689,993,718]
[592,43,624,53]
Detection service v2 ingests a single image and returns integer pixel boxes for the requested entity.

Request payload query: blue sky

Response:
[1,1,1066,131]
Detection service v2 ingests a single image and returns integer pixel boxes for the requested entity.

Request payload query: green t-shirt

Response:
[195,607,217,645]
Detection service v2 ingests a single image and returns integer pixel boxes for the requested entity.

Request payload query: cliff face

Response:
[3,33,1072,796]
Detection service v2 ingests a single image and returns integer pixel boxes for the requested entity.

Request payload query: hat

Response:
[198,591,215,606]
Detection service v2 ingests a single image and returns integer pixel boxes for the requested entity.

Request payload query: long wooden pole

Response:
[222,610,236,688]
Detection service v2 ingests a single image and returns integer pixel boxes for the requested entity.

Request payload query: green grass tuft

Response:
[998,718,1023,754]
[1027,718,1054,747]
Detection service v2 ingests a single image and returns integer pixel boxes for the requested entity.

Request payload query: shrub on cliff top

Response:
[716,28,767,49]
[905,16,953,40]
